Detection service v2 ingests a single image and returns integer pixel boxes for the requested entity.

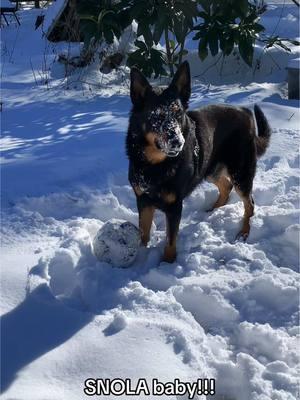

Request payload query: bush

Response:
[76,0,297,77]
[194,0,266,66]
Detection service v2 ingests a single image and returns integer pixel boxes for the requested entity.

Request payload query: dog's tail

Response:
[254,104,271,157]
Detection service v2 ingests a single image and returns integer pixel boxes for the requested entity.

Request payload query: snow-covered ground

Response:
[1,3,299,400]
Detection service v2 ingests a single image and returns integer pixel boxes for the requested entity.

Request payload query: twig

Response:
[219,54,225,77]
[266,48,282,70]
[42,39,50,88]
[270,0,286,38]
[165,28,174,76]
[30,58,39,86]
[193,53,223,78]
[8,24,20,63]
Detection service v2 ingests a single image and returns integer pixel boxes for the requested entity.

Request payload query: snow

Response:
[1,3,299,400]
[288,58,300,69]
[1,1,16,9]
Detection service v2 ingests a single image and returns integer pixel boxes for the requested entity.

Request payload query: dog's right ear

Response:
[170,61,191,108]
[130,67,151,107]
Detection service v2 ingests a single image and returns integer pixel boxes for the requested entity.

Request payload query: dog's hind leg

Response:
[223,134,257,241]
[235,189,254,241]
[207,175,233,211]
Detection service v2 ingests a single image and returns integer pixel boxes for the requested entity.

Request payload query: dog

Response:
[126,61,271,263]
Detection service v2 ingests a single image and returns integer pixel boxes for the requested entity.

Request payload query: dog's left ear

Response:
[170,61,191,108]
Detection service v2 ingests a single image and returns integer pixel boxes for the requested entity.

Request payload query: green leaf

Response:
[220,36,234,56]
[129,2,146,20]
[236,0,249,17]
[173,18,185,44]
[288,39,300,46]
[103,29,114,44]
[228,23,239,30]
[198,38,208,61]
[97,9,113,26]
[198,11,209,20]
[238,35,254,66]
[253,22,265,33]
[118,9,132,30]
[153,18,165,44]
[127,45,167,78]
[276,42,292,52]
[199,0,211,14]
[208,31,219,56]
[137,22,153,46]
[150,48,165,65]
[169,39,176,50]
[134,40,147,51]
[127,49,145,68]
[193,30,203,41]
[181,1,198,21]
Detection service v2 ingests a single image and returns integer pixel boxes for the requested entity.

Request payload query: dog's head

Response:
[129,61,191,162]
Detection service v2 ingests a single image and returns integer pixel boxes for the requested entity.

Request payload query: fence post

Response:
[288,58,300,100]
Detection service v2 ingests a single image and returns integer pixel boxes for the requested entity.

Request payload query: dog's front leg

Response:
[136,197,155,246]
[163,202,182,263]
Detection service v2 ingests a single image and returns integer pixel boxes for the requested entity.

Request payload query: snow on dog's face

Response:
[147,100,185,157]
[129,62,191,162]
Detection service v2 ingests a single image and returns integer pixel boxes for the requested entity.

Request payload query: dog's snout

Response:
[169,135,185,150]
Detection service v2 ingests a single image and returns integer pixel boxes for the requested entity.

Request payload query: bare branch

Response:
[193,54,223,78]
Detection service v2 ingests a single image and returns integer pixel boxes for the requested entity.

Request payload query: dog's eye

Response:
[157,112,167,120]
[170,103,179,112]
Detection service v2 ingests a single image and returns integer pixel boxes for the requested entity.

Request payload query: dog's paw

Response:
[162,245,177,263]
[235,231,249,242]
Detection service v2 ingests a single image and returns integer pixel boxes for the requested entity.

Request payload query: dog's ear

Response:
[170,61,191,107]
[130,67,151,107]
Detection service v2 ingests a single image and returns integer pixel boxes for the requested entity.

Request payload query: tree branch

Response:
[164,28,174,76]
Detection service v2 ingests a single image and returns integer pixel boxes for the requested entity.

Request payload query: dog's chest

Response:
[131,164,177,200]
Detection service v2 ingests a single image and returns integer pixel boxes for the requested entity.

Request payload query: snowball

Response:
[111,312,127,331]
[92,219,140,267]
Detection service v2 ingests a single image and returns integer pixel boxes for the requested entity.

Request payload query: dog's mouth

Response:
[166,150,180,157]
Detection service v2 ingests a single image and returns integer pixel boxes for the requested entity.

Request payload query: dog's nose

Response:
[170,137,185,149]
[171,138,181,147]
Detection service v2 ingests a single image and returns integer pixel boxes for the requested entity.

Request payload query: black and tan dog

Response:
[126,61,271,263]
